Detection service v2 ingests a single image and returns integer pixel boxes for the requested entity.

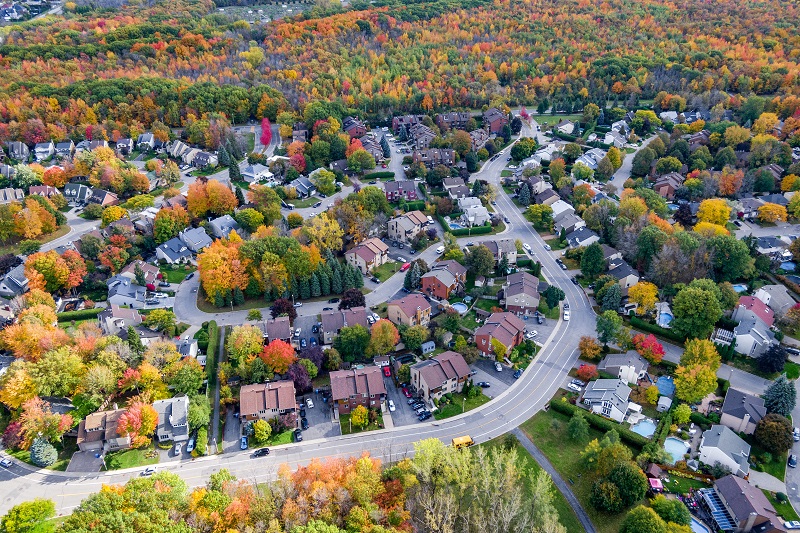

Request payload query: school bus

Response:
[452,435,474,449]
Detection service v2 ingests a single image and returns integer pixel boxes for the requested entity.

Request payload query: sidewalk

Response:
[748,470,786,493]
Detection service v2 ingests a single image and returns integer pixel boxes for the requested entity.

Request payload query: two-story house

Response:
[699,425,750,478]
[76,408,131,452]
[258,316,293,345]
[153,395,190,443]
[345,238,389,275]
[483,108,508,134]
[474,312,525,357]
[320,307,371,345]
[330,367,387,415]
[387,293,432,327]
[502,272,540,316]
[239,381,297,422]
[178,227,213,253]
[410,351,471,403]
[580,378,634,423]
[384,180,418,202]
[483,239,518,266]
[421,260,467,300]
[387,210,428,244]
[720,388,766,435]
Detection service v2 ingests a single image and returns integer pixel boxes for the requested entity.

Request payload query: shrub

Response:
[690,412,713,430]
[549,399,648,448]
[29,438,57,467]
[56,308,102,322]
[629,316,686,343]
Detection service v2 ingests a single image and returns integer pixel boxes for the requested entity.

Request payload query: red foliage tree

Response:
[633,333,665,364]
[289,153,306,173]
[576,364,599,382]
[260,339,297,374]
[117,401,159,448]
[260,117,272,147]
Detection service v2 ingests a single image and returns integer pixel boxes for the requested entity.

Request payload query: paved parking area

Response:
[384,376,425,427]
[293,314,322,348]
[223,410,241,453]
[297,392,340,440]
[472,359,515,398]
[66,451,104,472]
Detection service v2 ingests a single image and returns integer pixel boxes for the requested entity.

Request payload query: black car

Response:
[537,316,544,324]
[418,412,432,421]
[294,429,303,442]
[371,277,380,283]
[477,381,490,388]
[369,180,377,185]
[252,447,270,457]
[571,277,578,285]
[513,369,523,379]
[299,408,306,418]
[186,272,194,280]
[312,325,319,334]
[313,201,322,208]
[401,287,410,293]
[323,307,333,311]
[301,417,309,430]
[328,298,340,303]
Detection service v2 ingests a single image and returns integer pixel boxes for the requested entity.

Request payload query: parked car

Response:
[388,400,396,412]
[477,381,490,388]
[794,427,800,442]
[293,301,303,308]
[401,387,412,398]
[312,324,319,334]
[300,338,307,348]
[513,369,523,379]
[563,310,570,321]
[240,436,248,450]
[310,337,318,346]
[294,429,303,442]
[785,521,800,530]
[301,417,309,430]
[543,244,551,251]
[790,454,797,468]
[563,302,570,310]
[734,220,743,227]
[371,277,380,283]
[383,366,391,377]
[252,447,270,457]
[536,315,544,324]
[186,434,196,453]
[418,412,432,421]
[306,398,314,409]
[323,307,333,311]
[525,330,538,339]
[313,201,322,208]
[495,362,503,372]
[522,243,532,252]
[186,272,194,280]
[0,458,12,468]
[328,298,340,303]
[299,408,306,418]
[141,466,157,476]
[571,379,586,387]
[567,383,582,392]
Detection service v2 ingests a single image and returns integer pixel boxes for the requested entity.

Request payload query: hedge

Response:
[400,200,426,212]
[56,308,103,322]
[451,225,494,236]
[364,171,394,180]
[417,182,428,199]
[690,412,713,430]
[629,316,686,343]
[717,378,730,395]
[206,321,219,389]
[548,398,648,449]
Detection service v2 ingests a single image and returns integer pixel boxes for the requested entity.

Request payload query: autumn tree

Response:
[755,413,793,455]
[0,499,56,533]
[628,282,658,315]
[19,397,74,447]
[758,202,788,223]
[24,250,69,292]
[674,364,717,403]
[366,319,399,357]
[579,336,602,360]
[153,205,190,244]
[351,405,369,429]
[260,339,297,374]
[117,401,159,448]
[226,325,264,365]
[632,334,665,364]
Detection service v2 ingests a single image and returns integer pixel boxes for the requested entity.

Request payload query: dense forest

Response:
[0,0,799,141]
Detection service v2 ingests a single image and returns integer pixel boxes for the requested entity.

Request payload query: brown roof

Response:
[330,366,387,401]
[260,316,292,341]
[321,306,370,333]
[388,293,431,317]
[475,312,525,347]
[714,475,781,526]
[404,210,428,226]
[239,381,296,417]
[76,408,126,446]
[505,272,540,298]
[347,237,388,263]
[412,351,471,387]
[120,260,160,284]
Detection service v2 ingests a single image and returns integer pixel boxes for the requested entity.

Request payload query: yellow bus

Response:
[452,435,474,449]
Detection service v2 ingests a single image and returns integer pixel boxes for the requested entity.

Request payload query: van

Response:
[426,215,433,225]
[400,262,411,272]
[436,246,445,254]
[452,436,474,449]
[286,204,295,210]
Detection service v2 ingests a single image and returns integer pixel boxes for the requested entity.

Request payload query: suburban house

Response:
[330,366,387,415]
[137,133,156,151]
[239,381,297,422]
[502,272,541,316]
[597,353,648,385]
[460,204,490,227]
[408,123,436,149]
[392,114,425,135]
[64,183,92,205]
[484,239,518,266]
[343,116,367,138]
[555,119,576,135]
[580,378,634,423]
[553,213,585,235]
[604,130,627,148]
[164,194,188,209]
[89,188,119,207]
[156,237,193,264]
[566,227,600,248]
[387,210,428,244]
[153,395,190,443]
[469,129,490,151]
[320,307,370,345]
[384,180,418,202]
[359,134,385,161]
[435,112,471,131]
[345,238,389,275]
[55,140,75,158]
[475,312,525,357]
[34,141,55,161]
[410,351,471,403]
[447,184,471,200]
[412,148,456,167]
[732,310,775,358]
[178,227,213,253]
[292,125,309,143]
[98,305,143,335]
[754,285,797,316]
[0,264,28,298]
[733,296,775,328]
[119,260,160,286]
[289,176,316,198]
[575,148,607,170]
[76,408,131,452]
[699,425,750,478]
[242,163,274,184]
[258,316,293,345]
[29,185,62,199]
[739,197,765,220]
[0,188,24,205]
[0,165,15,181]
[550,199,576,223]
[115,138,134,155]
[8,141,30,161]
[209,215,242,239]
[192,151,218,169]
[608,258,640,289]
[421,260,467,300]
[653,172,684,200]
[699,475,785,533]
[720,388,766,435]
[106,275,146,309]
[534,189,560,206]
[483,108,508,134]
[387,293,432,327]
[102,218,135,239]
[175,338,204,365]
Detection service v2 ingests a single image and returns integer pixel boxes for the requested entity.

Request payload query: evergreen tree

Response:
[518,183,531,206]
[233,287,245,306]
[290,275,300,299]
[30,438,57,467]
[214,292,225,308]
[497,255,509,276]
[310,272,321,298]
[300,277,311,300]
[133,263,146,286]
[318,269,331,296]
[404,264,418,290]
[224,289,233,306]
[350,265,364,288]
[229,162,242,182]
[235,186,246,205]
[127,325,144,358]
[601,284,622,312]
[342,267,355,291]
[471,180,483,197]
[331,269,343,294]
[245,277,261,298]
[218,146,231,167]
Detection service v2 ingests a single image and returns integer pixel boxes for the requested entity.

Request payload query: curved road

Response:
[0,119,596,517]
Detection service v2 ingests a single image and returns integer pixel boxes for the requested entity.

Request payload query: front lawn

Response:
[160,264,196,284]
[480,436,583,532]
[371,261,401,282]
[544,237,566,250]
[191,166,224,177]
[340,411,384,435]
[745,434,787,481]
[288,196,320,208]
[263,429,294,446]
[785,361,800,380]
[105,448,159,470]
[521,410,639,533]
[7,437,77,472]
[433,392,491,420]
[764,489,800,521]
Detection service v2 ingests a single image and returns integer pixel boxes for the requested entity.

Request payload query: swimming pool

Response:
[664,437,689,463]
[631,419,657,438]
[781,261,797,272]
[451,302,468,315]
[732,284,748,293]
[691,517,711,533]
[656,376,675,397]
[657,312,673,328]
[449,223,464,230]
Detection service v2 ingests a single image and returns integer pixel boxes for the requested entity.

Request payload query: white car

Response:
[525,330,538,339]
[495,362,502,372]
[388,400,396,412]
[141,466,157,476]
[522,243,532,252]
[543,244,552,251]
[371,313,380,322]
[785,521,800,530]
[567,383,581,392]
[306,398,314,409]
[563,310,570,321]
[0,458,11,468]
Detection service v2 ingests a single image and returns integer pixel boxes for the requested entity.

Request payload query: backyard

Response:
[105,448,159,470]
[339,411,384,435]
[433,391,491,420]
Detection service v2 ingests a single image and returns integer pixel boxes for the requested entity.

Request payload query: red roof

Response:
[738,296,774,327]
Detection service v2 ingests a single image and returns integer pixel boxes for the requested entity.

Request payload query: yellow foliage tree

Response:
[696,198,731,226]
[628,282,658,315]
[758,202,788,223]
[693,221,729,237]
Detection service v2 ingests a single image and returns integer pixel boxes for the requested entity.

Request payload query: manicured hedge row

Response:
[549,398,648,449]
[206,321,219,387]
[364,171,395,180]
[56,308,103,322]
[690,412,713,430]
[451,225,494,236]
[629,316,686,343]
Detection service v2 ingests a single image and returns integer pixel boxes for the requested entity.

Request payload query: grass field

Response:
[371,261,400,282]
[764,489,800,521]
[105,448,159,470]
[481,436,584,532]
[340,412,384,435]
[544,237,566,250]
[8,438,77,472]
[160,264,196,284]
[0,225,71,255]
[263,429,294,446]
[433,392,491,420]
[521,410,638,533]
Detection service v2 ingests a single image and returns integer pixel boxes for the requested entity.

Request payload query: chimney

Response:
[744,511,758,533]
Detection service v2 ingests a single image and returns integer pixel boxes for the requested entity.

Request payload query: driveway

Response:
[471,360,514,397]
[384,376,425,427]
[66,451,104,473]
[223,410,241,454]
[297,392,340,440]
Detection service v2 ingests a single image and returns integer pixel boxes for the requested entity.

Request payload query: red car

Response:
[383,366,391,377]
[401,387,411,398]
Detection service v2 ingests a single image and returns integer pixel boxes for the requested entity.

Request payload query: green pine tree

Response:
[310,272,321,297]
[342,268,355,291]
[300,277,311,300]
[518,184,531,206]
[319,269,331,296]
[229,162,242,182]
[127,325,144,358]
[235,186,245,205]
[350,265,364,288]
[214,291,225,308]
[234,287,245,306]
[410,262,421,289]
[218,146,230,167]
[331,269,343,294]
[404,266,415,290]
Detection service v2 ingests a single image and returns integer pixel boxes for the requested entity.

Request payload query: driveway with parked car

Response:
[295,392,340,441]
[383,376,425,427]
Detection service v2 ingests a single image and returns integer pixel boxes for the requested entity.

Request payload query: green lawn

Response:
[501,170,512,177]
[160,264,196,284]
[433,392,491,420]
[764,489,800,521]
[664,476,710,495]
[786,361,800,380]
[7,437,77,472]
[231,180,251,190]
[242,132,255,153]
[480,436,584,533]
[0,225,71,255]
[371,261,401,282]
[191,165,224,177]
[105,448,159,470]
[340,411,384,435]
[745,435,787,481]
[196,291,270,314]
[264,429,294,446]
[521,410,638,533]
[544,237,566,250]
[460,310,481,331]
[288,196,320,208]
